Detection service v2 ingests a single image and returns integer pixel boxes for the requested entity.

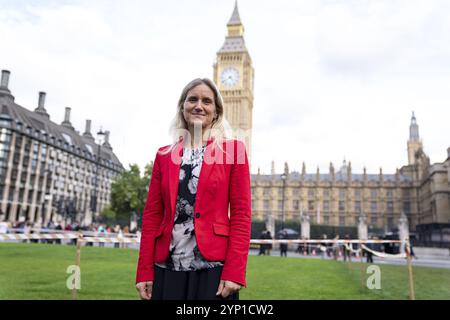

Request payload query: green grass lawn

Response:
[0,243,449,300]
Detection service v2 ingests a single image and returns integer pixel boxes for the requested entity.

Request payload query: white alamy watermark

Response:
[366,265,381,290]
[66,265,81,290]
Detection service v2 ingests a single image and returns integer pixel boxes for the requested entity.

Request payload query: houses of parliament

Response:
[214,2,450,240]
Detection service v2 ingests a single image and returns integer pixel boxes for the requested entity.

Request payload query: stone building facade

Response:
[250,114,449,236]
[0,70,124,226]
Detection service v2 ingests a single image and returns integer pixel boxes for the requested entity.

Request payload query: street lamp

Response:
[40,167,54,226]
[90,128,105,225]
[41,193,51,226]
[281,173,287,231]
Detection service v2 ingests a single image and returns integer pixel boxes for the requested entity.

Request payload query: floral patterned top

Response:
[155,145,224,271]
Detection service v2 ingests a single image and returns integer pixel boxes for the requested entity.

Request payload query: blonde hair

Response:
[160,78,232,154]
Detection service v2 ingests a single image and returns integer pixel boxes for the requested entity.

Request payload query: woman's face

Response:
[183,83,217,130]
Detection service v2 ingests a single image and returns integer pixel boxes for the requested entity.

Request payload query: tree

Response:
[104,161,153,223]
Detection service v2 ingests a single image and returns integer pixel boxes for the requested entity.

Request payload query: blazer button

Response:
[195,212,201,219]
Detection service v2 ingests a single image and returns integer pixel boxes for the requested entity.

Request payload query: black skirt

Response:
[152,265,239,300]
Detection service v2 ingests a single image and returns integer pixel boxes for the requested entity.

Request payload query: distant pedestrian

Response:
[258,230,267,256]
[279,230,288,257]
[407,242,418,260]
[320,234,328,259]
[266,231,273,256]
[343,234,352,262]
[332,235,340,260]
[365,238,374,263]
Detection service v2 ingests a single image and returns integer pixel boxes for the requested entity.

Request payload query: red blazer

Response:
[136,137,252,287]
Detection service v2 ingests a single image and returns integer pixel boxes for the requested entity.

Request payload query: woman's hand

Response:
[216,280,241,299]
[136,281,153,300]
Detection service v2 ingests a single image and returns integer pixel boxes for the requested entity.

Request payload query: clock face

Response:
[220,67,240,87]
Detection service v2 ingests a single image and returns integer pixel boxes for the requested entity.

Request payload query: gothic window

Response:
[355,201,361,213]
[371,215,377,225]
[403,201,411,214]
[387,201,394,214]
[339,201,345,212]
[371,201,377,213]
[323,200,330,212]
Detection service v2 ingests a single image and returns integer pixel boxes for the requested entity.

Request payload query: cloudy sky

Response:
[0,0,449,175]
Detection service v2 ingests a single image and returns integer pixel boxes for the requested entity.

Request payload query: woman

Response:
[135,78,251,300]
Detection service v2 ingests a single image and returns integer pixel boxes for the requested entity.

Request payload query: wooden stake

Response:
[406,239,415,300]
[72,232,83,300]
[359,242,364,290]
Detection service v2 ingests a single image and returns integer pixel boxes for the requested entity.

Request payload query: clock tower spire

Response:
[227,0,244,36]
[407,111,423,165]
[213,1,254,165]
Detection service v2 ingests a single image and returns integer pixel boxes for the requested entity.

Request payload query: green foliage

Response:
[100,206,116,219]
[104,162,153,224]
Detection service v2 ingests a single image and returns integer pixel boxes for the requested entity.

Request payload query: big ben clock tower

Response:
[213,1,254,164]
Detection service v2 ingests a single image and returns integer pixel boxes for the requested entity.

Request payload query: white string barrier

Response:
[250,239,409,258]
[80,237,140,244]
[1,234,404,244]
[0,233,78,240]
[6,228,138,238]
[1,234,407,258]
[344,243,362,254]
[361,244,407,259]
[0,233,140,247]
[249,239,404,244]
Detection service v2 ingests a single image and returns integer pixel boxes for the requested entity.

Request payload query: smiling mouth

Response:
[192,114,205,116]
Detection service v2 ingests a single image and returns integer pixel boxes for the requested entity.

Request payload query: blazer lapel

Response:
[168,138,184,217]
[195,138,216,210]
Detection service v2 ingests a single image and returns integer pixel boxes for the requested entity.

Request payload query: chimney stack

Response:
[61,107,74,130]
[0,70,14,101]
[1,70,10,89]
[83,120,94,140]
[38,92,46,109]
[85,120,92,133]
[34,91,50,118]
[64,107,71,122]
[102,130,112,150]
